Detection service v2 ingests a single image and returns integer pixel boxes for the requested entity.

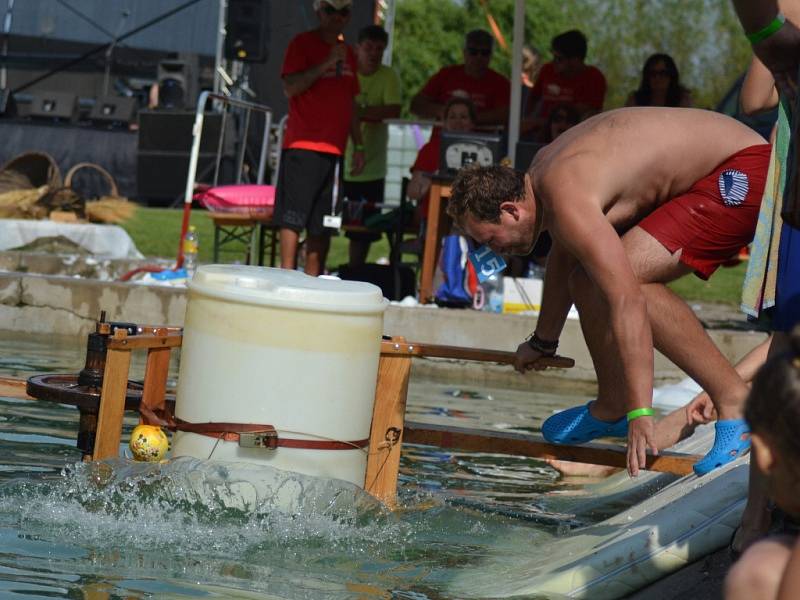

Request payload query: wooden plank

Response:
[364,337,413,506]
[402,421,700,476]
[92,342,132,460]
[140,328,171,423]
[380,340,574,369]
[106,332,182,350]
[139,325,182,335]
[0,376,32,399]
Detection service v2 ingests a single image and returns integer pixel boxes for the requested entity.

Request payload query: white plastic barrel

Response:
[171,265,387,487]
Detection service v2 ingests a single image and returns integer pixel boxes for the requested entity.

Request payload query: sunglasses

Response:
[466,47,491,57]
[648,69,670,77]
[322,5,350,16]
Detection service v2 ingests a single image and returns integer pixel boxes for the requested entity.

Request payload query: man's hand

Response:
[753,20,800,101]
[324,43,347,71]
[350,150,365,176]
[684,391,717,426]
[627,415,657,477]
[514,340,552,373]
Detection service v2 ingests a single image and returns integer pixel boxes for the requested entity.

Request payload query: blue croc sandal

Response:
[693,419,751,476]
[542,402,628,444]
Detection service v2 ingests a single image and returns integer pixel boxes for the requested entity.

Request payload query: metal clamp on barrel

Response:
[239,430,279,449]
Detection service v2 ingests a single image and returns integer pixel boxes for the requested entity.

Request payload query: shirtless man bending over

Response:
[448,107,769,476]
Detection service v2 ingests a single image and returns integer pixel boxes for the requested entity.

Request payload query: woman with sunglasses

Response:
[626,53,693,108]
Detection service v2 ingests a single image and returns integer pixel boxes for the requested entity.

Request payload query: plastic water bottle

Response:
[183,225,199,276]
[481,274,504,313]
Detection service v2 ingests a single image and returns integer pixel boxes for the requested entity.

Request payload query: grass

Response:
[120,207,391,269]
[120,207,747,306]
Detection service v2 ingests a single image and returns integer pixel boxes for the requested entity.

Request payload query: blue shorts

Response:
[773,222,800,332]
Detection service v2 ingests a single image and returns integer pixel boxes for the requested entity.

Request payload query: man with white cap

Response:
[275,0,365,276]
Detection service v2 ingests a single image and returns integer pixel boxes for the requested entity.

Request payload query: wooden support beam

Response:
[379,340,574,369]
[92,330,132,460]
[140,328,171,423]
[402,421,700,476]
[364,337,413,506]
[106,332,182,350]
[0,376,32,399]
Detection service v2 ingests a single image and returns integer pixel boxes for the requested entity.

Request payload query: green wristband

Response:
[354,144,365,152]
[627,407,655,422]
[747,14,786,45]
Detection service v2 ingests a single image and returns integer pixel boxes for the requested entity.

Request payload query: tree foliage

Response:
[391,0,752,115]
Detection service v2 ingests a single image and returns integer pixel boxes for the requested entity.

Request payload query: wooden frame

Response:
[10,328,701,505]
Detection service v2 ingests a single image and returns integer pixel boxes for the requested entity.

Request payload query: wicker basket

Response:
[64,162,119,199]
[0,151,62,194]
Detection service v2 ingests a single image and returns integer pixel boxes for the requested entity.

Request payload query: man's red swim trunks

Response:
[638,143,771,280]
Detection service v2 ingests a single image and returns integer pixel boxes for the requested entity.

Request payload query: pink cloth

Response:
[195,184,275,217]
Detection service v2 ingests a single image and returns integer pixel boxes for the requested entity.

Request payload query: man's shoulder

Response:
[288,30,319,45]
[375,64,401,81]
[585,65,606,81]
[434,64,464,79]
[486,68,511,84]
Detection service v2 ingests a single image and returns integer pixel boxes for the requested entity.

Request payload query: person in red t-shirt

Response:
[522,29,606,139]
[274,0,365,276]
[410,29,510,127]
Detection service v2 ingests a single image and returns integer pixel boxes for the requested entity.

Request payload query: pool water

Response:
[0,333,670,599]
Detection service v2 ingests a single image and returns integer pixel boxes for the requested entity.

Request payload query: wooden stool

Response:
[207,212,279,267]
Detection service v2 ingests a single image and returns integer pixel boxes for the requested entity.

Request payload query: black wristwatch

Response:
[526,332,558,355]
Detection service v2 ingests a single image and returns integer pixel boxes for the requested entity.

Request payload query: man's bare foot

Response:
[545,458,622,477]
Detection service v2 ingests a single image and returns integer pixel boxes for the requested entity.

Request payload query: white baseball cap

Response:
[314,0,352,10]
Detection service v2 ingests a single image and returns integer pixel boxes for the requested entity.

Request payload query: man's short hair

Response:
[358,24,388,45]
[552,29,587,60]
[464,29,494,50]
[447,165,525,224]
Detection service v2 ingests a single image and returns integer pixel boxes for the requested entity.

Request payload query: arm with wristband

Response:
[732,0,800,101]
[513,240,576,373]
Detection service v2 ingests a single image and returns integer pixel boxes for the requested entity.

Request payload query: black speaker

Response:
[29,91,77,121]
[90,95,137,127]
[137,110,225,202]
[138,110,222,153]
[225,0,269,63]
[137,153,218,203]
[157,59,198,110]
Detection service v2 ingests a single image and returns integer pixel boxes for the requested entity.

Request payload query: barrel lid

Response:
[188,265,388,314]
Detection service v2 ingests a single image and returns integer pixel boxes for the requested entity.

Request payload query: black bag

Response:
[337,263,416,301]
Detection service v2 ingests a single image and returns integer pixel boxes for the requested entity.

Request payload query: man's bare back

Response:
[531,107,766,233]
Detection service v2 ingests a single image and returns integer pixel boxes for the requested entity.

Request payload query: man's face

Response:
[462,203,538,256]
[552,50,581,75]
[317,2,351,35]
[357,38,386,75]
[463,42,492,74]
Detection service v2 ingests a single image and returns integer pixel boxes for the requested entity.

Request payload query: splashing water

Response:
[0,336,675,599]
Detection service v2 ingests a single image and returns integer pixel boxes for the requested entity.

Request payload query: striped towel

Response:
[741,98,791,318]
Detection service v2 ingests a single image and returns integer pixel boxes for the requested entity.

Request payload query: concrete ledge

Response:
[0,272,769,388]
[0,250,168,280]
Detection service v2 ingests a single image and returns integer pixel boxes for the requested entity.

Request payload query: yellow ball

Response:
[129,424,169,462]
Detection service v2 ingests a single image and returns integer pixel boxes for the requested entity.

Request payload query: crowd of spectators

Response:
[275,0,695,275]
